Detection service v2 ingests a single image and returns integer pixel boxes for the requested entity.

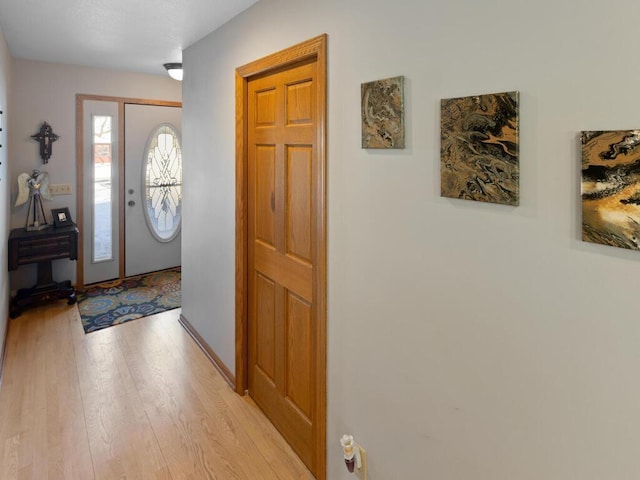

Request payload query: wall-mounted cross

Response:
[31,122,59,164]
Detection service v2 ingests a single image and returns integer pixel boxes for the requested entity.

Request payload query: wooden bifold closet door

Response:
[247,58,320,473]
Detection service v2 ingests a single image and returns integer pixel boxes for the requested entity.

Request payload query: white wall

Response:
[9,60,181,290]
[183,0,640,478]
[0,26,11,356]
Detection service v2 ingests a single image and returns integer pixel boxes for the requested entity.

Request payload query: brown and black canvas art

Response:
[581,130,640,251]
[440,91,519,206]
[361,76,404,149]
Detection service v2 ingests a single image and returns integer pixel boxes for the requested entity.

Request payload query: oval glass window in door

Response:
[143,124,182,242]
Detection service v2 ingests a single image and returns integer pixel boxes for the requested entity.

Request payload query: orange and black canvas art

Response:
[440,91,519,206]
[581,130,640,250]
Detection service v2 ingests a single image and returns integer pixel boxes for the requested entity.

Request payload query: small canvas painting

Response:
[581,130,640,250]
[440,91,519,206]
[361,76,404,149]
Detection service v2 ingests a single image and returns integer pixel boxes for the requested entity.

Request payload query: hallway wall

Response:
[182,0,640,478]
[0,26,12,368]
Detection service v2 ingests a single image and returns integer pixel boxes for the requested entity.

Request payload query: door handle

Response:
[128,200,135,207]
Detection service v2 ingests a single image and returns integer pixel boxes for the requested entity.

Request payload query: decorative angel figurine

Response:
[15,169,52,230]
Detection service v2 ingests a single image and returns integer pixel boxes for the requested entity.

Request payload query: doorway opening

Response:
[76,95,182,288]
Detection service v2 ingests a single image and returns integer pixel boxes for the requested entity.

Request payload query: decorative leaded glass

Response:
[143,124,182,242]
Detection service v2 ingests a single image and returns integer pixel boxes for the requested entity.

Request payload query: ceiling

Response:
[0,0,259,76]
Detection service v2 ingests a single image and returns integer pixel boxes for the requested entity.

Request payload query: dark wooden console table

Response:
[8,224,79,318]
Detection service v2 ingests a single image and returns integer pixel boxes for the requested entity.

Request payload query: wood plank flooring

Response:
[0,303,314,480]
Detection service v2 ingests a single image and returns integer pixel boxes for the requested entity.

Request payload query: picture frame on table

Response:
[51,207,73,228]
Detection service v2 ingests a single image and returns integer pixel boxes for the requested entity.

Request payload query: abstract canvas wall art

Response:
[581,130,640,251]
[361,76,404,149]
[440,91,519,206]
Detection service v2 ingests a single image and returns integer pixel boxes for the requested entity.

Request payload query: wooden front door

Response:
[237,35,327,479]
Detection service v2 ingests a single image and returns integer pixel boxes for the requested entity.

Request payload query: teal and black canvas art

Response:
[361,76,405,149]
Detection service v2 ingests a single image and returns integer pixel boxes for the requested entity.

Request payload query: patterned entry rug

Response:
[78,267,181,333]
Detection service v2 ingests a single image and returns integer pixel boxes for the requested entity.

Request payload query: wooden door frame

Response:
[235,34,327,479]
[75,94,181,288]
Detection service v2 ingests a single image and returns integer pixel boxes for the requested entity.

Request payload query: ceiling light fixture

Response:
[163,63,183,81]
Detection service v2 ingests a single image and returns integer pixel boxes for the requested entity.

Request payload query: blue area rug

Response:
[78,268,181,333]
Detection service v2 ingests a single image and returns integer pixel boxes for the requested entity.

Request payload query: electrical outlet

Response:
[355,443,367,480]
[49,183,72,195]
[341,435,368,480]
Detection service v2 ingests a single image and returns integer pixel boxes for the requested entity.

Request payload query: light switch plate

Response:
[49,183,72,195]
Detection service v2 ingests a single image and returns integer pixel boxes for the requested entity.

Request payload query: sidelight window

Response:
[92,115,113,262]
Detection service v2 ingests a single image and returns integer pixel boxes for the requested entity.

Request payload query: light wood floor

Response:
[0,302,314,480]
